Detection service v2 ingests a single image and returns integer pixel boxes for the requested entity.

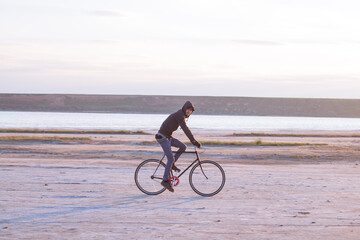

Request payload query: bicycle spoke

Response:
[134,159,166,195]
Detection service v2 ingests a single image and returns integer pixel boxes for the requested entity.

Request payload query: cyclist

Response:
[155,101,202,192]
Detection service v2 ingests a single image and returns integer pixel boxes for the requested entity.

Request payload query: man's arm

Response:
[175,111,201,147]
[178,118,196,143]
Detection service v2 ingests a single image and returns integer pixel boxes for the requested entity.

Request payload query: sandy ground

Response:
[1,130,360,239]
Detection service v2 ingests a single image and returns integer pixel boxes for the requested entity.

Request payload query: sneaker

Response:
[161,180,174,192]
[172,164,181,173]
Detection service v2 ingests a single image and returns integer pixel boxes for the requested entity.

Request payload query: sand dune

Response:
[1,94,360,117]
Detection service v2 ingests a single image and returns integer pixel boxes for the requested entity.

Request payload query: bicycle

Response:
[134,147,226,197]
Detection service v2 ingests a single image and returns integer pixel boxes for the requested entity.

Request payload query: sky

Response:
[1,0,360,98]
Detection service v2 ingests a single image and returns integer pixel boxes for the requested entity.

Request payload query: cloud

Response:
[232,39,285,46]
[88,39,122,45]
[0,42,26,46]
[86,10,122,17]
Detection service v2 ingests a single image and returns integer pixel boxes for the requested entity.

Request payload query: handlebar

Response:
[171,146,205,154]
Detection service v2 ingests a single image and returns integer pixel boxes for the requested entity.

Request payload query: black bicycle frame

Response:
[153,148,208,180]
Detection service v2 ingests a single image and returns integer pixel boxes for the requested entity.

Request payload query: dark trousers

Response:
[156,136,186,180]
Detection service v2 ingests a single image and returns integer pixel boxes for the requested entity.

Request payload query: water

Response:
[0,111,359,131]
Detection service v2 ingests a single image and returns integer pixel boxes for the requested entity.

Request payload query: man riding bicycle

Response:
[155,101,202,192]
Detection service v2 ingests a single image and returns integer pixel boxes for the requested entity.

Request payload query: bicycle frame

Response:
[152,147,208,180]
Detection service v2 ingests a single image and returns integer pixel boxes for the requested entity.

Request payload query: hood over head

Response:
[182,101,195,117]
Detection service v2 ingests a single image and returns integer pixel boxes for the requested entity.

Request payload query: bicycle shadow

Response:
[105,194,206,216]
[1,194,205,227]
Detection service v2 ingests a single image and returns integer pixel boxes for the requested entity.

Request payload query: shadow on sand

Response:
[1,194,204,228]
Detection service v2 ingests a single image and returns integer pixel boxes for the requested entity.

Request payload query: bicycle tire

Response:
[189,160,225,197]
[134,159,166,195]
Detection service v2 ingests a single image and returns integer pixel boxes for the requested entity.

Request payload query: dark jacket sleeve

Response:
[176,114,196,143]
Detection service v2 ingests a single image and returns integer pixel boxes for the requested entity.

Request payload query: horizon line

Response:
[0,92,360,101]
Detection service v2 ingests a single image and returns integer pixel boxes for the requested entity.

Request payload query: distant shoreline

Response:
[1,110,360,120]
[1,93,360,118]
[1,128,360,137]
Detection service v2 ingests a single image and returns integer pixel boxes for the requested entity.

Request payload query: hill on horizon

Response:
[1,94,360,118]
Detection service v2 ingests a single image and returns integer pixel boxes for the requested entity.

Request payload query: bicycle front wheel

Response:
[134,159,166,195]
[189,160,225,197]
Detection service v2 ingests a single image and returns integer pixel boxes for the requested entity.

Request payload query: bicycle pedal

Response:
[172,165,181,173]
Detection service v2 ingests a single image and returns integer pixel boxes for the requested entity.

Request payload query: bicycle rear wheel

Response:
[134,159,166,195]
[189,160,225,197]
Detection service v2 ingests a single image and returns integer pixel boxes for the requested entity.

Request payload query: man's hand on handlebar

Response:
[193,140,202,148]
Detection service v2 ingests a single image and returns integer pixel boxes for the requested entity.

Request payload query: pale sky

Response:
[1,0,360,98]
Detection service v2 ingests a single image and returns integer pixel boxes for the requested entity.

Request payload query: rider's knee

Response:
[181,144,187,152]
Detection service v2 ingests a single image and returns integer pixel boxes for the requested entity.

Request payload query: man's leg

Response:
[157,138,175,181]
[171,138,187,162]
